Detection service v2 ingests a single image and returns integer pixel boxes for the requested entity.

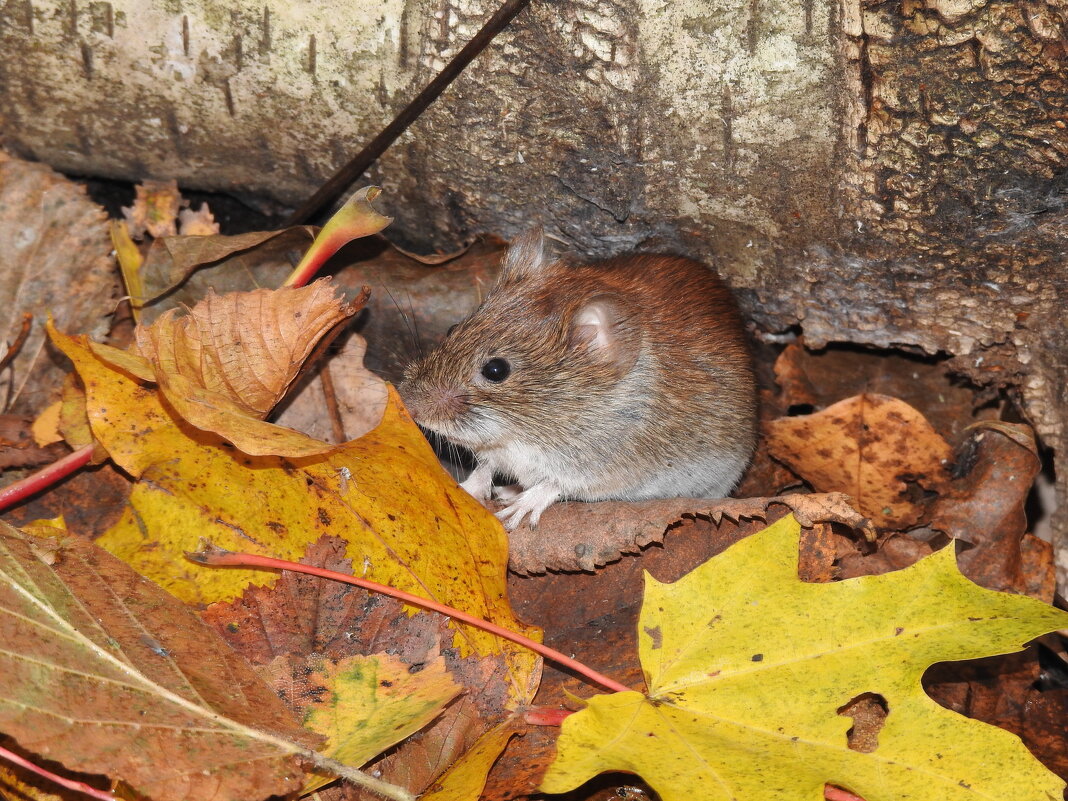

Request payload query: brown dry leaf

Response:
[0,157,119,414]
[765,393,952,529]
[930,422,1053,598]
[926,647,1068,784]
[507,492,869,574]
[138,228,316,319]
[0,414,67,470]
[0,519,325,801]
[122,179,182,239]
[203,536,520,798]
[137,279,355,417]
[131,281,368,456]
[771,342,987,445]
[178,204,220,236]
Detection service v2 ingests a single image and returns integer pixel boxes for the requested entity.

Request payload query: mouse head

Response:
[399,229,642,450]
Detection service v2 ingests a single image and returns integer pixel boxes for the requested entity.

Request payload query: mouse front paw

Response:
[460,463,494,503]
[495,484,561,531]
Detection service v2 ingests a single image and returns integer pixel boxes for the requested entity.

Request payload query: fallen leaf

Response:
[0,519,322,801]
[542,515,1068,800]
[202,535,518,797]
[178,204,220,236]
[765,394,952,529]
[138,228,315,317]
[47,318,540,706]
[771,341,989,445]
[420,718,524,800]
[930,422,1052,598]
[110,219,147,317]
[135,279,362,422]
[122,180,182,239]
[0,414,67,470]
[300,653,460,789]
[29,402,62,447]
[0,157,119,414]
[507,492,870,574]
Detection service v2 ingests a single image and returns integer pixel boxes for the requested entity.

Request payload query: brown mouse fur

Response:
[399,229,757,529]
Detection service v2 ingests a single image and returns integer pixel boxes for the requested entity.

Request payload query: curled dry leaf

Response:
[130,281,369,456]
[136,279,358,417]
[765,393,952,529]
[0,519,321,801]
[930,423,1053,598]
[507,492,870,574]
[177,204,220,236]
[0,157,119,414]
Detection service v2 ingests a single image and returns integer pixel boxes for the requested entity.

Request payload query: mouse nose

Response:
[400,380,466,426]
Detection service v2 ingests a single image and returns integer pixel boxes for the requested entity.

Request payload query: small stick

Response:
[318,364,347,443]
[188,544,632,695]
[0,444,94,511]
[0,742,113,801]
[284,0,533,225]
[0,312,33,374]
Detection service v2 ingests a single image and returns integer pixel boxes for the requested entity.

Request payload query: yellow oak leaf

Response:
[542,515,1068,801]
[300,653,461,792]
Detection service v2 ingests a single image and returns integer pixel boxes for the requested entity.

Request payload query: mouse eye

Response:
[480,357,511,383]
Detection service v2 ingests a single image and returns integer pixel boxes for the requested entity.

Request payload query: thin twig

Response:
[284,0,533,225]
[318,364,347,443]
[0,312,33,374]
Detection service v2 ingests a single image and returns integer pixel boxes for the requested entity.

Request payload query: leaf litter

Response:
[0,160,1064,800]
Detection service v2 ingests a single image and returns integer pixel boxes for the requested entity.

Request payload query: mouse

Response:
[398,228,758,530]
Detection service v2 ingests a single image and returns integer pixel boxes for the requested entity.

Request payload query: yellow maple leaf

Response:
[542,515,1068,801]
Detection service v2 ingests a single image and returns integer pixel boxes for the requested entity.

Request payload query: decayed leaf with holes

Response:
[122,179,182,239]
[765,394,952,528]
[0,519,322,801]
[542,515,1068,801]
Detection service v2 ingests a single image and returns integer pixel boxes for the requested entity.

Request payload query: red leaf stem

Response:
[187,545,632,695]
[0,743,113,801]
[0,443,94,512]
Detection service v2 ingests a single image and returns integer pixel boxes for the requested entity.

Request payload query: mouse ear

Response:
[500,227,548,281]
[569,294,641,377]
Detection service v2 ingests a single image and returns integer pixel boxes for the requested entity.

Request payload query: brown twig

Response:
[0,312,33,374]
[284,0,533,225]
[318,364,347,443]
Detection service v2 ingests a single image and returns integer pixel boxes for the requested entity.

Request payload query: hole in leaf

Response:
[838,692,888,753]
